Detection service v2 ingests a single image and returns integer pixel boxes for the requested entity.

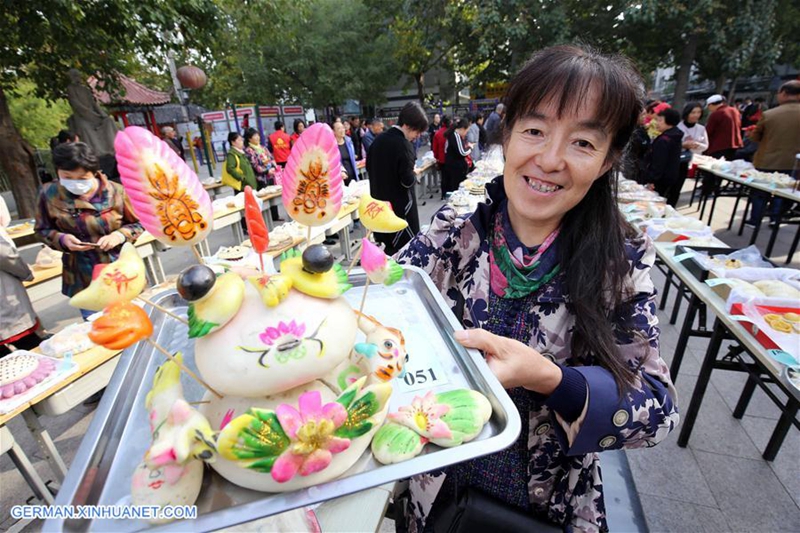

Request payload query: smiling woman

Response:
[394,45,679,532]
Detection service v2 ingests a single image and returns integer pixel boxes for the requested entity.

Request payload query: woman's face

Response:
[297,122,305,134]
[457,127,469,138]
[503,91,613,234]
[232,136,244,149]
[57,168,93,181]
[344,122,351,133]
[687,106,702,124]
[250,133,260,145]
[333,122,345,140]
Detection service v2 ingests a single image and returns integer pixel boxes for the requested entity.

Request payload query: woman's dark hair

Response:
[57,130,77,144]
[293,118,306,134]
[397,102,429,132]
[274,120,284,131]
[645,100,661,114]
[52,142,100,172]
[501,45,645,389]
[447,117,471,138]
[659,108,681,127]
[243,127,259,144]
[681,101,703,124]
[228,132,241,144]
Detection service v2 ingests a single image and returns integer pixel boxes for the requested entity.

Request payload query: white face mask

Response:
[60,178,94,196]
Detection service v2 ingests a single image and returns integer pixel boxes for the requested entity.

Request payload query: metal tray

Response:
[46,266,521,532]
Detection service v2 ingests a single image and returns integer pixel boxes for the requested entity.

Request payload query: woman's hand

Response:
[454,329,562,394]
[61,234,93,252]
[96,231,126,252]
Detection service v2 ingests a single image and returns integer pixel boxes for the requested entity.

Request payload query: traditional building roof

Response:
[88,74,172,107]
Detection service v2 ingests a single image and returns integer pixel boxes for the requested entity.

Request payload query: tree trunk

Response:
[0,87,39,218]
[727,76,738,102]
[414,72,425,104]
[672,32,700,110]
[714,74,726,95]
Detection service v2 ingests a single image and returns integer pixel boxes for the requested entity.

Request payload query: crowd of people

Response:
[626,80,800,221]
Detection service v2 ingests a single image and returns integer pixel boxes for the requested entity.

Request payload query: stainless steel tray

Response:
[46,266,521,532]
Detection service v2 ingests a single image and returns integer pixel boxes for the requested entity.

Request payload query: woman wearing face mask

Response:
[441,117,472,198]
[395,46,678,533]
[35,142,143,320]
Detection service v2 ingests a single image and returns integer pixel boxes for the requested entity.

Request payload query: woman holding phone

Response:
[35,142,143,319]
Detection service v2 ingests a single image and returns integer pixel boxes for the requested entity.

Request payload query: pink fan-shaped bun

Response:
[281,123,343,227]
[115,126,212,246]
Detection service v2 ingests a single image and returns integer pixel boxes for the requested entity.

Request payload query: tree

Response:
[0,0,221,217]
[694,0,781,99]
[193,0,397,112]
[7,80,72,148]
[456,0,630,88]
[366,0,474,103]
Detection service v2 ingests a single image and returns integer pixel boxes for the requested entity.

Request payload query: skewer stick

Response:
[347,230,372,274]
[135,296,189,326]
[191,244,205,265]
[145,338,223,399]
[306,225,312,245]
[358,277,371,315]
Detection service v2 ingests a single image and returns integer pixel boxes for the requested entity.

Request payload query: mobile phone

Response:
[80,241,101,248]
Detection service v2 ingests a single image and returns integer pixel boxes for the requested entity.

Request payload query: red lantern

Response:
[176,65,207,90]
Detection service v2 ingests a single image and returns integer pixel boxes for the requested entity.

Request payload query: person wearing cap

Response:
[704,94,742,160]
[744,80,800,227]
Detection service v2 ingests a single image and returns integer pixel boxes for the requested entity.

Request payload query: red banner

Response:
[281,105,304,115]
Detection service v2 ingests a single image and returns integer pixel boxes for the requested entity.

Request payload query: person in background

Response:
[290,119,306,147]
[703,94,743,197]
[466,112,483,162]
[432,114,451,168]
[745,80,800,227]
[243,127,275,189]
[678,101,709,155]
[441,117,473,198]
[676,101,709,205]
[0,196,42,356]
[358,118,369,158]
[268,121,292,168]
[478,111,488,152]
[734,98,743,112]
[162,126,185,160]
[50,129,79,150]
[333,121,359,186]
[193,136,205,165]
[483,103,504,143]
[704,94,742,160]
[243,128,283,222]
[35,142,143,320]
[366,101,428,255]
[427,113,441,147]
[646,102,671,139]
[349,116,363,161]
[645,108,684,205]
[394,45,677,533]
[225,132,258,191]
[742,97,764,129]
[362,118,384,157]
[625,108,651,185]
[343,120,352,138]
[740,96,752,113]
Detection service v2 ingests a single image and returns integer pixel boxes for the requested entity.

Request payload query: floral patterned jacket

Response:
[395,178,679,532]
[35,172,143,297]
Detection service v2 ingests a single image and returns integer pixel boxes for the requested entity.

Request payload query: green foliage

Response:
[6,80,72,148]
[694,0,781,82]
[0,0,222,100]
[194,0,397,109]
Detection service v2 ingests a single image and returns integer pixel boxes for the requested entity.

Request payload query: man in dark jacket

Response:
[349,116,363,160]
[646,108,684,206]
[366,102,428,255]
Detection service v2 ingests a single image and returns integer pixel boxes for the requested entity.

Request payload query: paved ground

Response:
[2,168,798,531]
